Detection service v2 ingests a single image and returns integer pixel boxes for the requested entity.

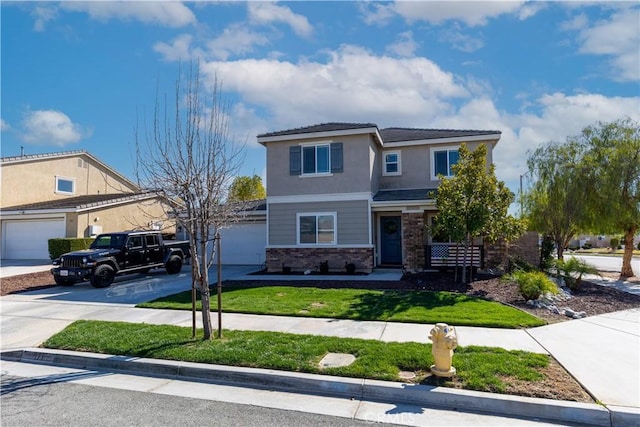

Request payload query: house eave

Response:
[383,133,501,148]
[258,127,383,146]
[371,200,437,210]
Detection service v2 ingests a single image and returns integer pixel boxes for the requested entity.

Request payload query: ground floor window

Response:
[297,212,336,245]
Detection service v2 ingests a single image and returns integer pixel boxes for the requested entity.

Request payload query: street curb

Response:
[2,348,612,427]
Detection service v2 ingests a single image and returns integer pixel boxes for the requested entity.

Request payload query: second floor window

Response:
[303,144,330,174]
[55,177,75,194]
[290,143,343,176]
[384,151,401,176]
[433,148,459,178]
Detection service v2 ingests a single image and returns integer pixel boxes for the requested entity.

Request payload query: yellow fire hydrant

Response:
[428,323,458,377]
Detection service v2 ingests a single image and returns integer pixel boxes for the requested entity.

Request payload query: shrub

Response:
[539,237,555,271]
[48,238,94,260]
[581,243,592,250]
[507,256,537,273]
[503,270,558,301]
[609,237,619,250]
[637,242,640,251]
[556,257,600,291]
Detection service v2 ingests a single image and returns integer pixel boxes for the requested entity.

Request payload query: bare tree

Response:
[135,62,245,339]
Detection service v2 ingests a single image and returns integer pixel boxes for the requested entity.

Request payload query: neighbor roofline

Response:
[1,149,140,191]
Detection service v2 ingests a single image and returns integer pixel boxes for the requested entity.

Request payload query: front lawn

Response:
[43,320,549,394]
[137,285,545,328]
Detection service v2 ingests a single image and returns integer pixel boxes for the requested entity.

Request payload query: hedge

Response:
[48,238,94,260]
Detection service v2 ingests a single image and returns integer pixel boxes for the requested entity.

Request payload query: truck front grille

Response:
[60,258,85,268]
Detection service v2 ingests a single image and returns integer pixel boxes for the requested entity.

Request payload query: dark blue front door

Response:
[380,216,402,265]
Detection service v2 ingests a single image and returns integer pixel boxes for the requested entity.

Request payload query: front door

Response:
[380,216,402,265]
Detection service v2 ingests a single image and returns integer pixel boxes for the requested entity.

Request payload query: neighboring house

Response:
[257,123,501,273]
[0,150,173,259]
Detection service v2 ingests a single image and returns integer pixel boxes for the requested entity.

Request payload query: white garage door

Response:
[3,219,65,259]
[220,223,266,265]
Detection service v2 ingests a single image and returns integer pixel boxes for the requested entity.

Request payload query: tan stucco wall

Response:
[266,134,376,197]
[1,154,137,208]
[69,198,174,238]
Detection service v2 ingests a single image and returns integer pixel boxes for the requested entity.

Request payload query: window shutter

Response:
[330,142,343,173]
[289,146,301,175]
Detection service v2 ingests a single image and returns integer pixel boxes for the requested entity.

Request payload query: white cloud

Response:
[574,9,640,81]
[154,34,204,62]
[560,13,588,31]
[1,119,10,131]
[385,31,419,58]
[31,6,57,32]
[247,2,312,37]
[59,1,196,28]
[207,23,270,60]
[392,1,527,27]
[359,2,397,26]
[438,25,485,52]
[20,109,89,146]
[200,44,469,129]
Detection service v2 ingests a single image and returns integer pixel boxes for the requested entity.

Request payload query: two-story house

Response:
[0,150,173,259]
[257,123,501,273]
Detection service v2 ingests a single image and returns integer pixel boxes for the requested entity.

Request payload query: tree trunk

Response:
[198,239,213,340]
[555,237,564,260]
[462,236,469,284]
[200,277,213,340]
[621,227,636,277]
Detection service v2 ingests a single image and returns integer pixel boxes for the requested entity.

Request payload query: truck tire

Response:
[166,255,183,274]
[54,276,76,286]
[91,264,115,288]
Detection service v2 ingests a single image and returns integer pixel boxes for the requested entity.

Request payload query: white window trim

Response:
[300,140,332,176]
[383,150,402,176]
[296,212,337,246]
[430,145,460,180]
[55,176,76,195]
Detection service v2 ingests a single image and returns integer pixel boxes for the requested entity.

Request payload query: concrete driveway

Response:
[0,259,53,278]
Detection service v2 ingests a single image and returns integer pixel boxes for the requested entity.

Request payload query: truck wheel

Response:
[166,256,183,274]
[91,265,115,288]
[54,276,76,286]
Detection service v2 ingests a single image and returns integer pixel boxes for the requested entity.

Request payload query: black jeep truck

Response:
[51,231,190,288]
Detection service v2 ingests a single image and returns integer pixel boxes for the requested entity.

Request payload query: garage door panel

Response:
[220,223,266,265]
[3,220,65,259]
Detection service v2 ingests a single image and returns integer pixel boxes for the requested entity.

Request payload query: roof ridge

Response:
[381,127,501,133]
[0,149,88,162]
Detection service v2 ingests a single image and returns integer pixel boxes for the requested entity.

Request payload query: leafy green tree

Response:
[434,144,524,283]
[523,140,586,261]
[228,175,266,202]
[579,118,639,277]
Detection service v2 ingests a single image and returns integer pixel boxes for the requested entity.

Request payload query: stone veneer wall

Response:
[266,247,374,273]
[484,231,540,269]
[402,212,426,272]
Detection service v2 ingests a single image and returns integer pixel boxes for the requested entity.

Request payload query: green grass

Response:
[137,285,545,328]
[42,320,549,394]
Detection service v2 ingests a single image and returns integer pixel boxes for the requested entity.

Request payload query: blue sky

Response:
[2,1,639,199]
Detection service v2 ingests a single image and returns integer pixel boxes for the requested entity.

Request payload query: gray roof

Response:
[1,192,159,212]
[373,188,438,202]
[379,128,501,143]
[258,123,501,143]
[258,122,377,138]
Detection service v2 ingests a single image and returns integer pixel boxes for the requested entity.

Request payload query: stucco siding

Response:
[1,155,137,208]
[268,199,370,245]
[266,134,375,197]
[377,141,493,190]
[71,199,173,238]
